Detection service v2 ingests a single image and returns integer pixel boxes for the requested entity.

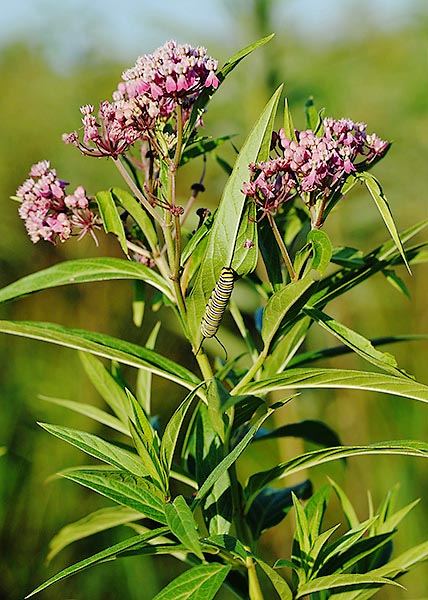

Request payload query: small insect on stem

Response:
[196,266,236,358]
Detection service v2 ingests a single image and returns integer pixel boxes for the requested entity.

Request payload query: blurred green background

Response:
[1,1,427,598]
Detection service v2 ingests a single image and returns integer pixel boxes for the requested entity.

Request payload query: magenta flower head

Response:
[243,116,389,227]
[16,161,100,245]
[116,41,220,120]
[64,42,219,159]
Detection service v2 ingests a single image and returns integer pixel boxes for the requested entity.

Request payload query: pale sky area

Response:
[0,0,425,71]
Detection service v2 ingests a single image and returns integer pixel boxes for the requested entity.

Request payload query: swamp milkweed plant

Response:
[2,36,428,600]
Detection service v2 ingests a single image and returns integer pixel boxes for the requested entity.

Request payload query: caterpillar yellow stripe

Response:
[200,267,235,340]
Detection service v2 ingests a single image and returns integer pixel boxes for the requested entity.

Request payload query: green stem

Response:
[113,158,164,227]
[247,557,265,600]
[230,347,268,396]
[194,349,214,382]
[268,213,296,281]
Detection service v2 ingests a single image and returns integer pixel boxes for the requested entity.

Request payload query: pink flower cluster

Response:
[117,40,219,118]
[243,117,389,217]
[16,161,99,245]
[64,41,220,158]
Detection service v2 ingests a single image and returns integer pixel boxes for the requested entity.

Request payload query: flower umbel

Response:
[64,41,220,159]
[243,117,389,227]
[16,161,100,245]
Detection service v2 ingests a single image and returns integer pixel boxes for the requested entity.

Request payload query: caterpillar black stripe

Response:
[198,267,235,353]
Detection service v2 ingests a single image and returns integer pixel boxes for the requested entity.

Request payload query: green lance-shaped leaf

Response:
[305,97,324,133]
[310,220,427,310]
[127,390,167,492]
[180,134,235,164]
[255,420,341,449]
[246,480,312,540]
[255,557,293,600]
[47,506,144,562]
[164,495,204,560]
[111,187,158,252]
[238,367,428,403]
[39,422,149,477]
[283,97,297,142]
[192,401,287,508]
[160,385,201,474]
[329,479,360,530]
[0,257,174,304]
[263,316,312,376]
[152,564,231,600]
[187,86,283,343]
[136,321,161,414]
[329,540,428,600]
[307,229,333,275]
[26,527,169,598]
[261,275,316,349]
[80,351,130,425]
[183,34,274,142]
[356,172,410,272]
[303,306,412,379]
[61,468,167,523]
[38,394,130,437]
[0,321,201,391]
[95,190,128,255]
[296,573,401,598]
[245,441,428,508]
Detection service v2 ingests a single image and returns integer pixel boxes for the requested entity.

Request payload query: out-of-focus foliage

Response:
[0,4,427,599]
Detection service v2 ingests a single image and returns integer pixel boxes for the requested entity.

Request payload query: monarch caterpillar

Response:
[197,266,236,354]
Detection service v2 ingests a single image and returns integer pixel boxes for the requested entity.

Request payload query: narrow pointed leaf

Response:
[283,97,297,142]
[39,423,148,477]
[38,394,129,436]
[165,495,204,560]
[303,307,411,379]
[357,172,410,271]
[79,351,130,424]
[245,441,428,505]
[26,528,169,598]
[255,420,341,449]
[0,321,201,390]
[160,386,200,473]
[193,404,281,507]
[95,190,129,254]
[239,368,428,403]
[183,34,274,141]
[152,564,231,600]
[255,557,293,599]
[261,275,316,348]
[136,321,161,413]
[48,506,144,562]
[111,187,158,251]
[296,573,401,597]
[61,468,167,522]
[187,86,283,342]
[328,479,360,529]
[0,258,174,304]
